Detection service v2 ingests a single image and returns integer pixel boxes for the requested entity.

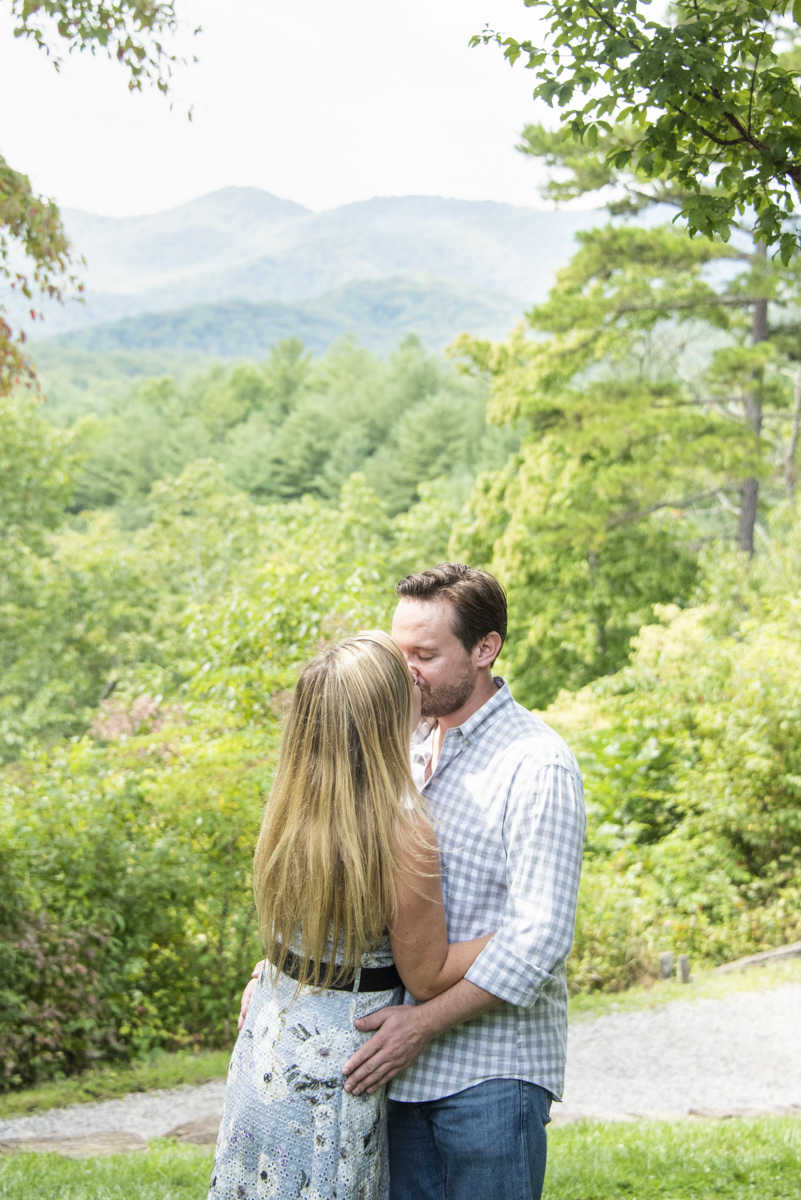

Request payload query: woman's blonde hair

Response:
[253,630,423,989]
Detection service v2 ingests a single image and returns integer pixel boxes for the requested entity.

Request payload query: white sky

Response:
[0,0,559,218]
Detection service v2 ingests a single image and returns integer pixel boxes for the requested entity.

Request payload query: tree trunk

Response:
[738,475,759,553]
[739,254,768,554]
[786,363,801,499]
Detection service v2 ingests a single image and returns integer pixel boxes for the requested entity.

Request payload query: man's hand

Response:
[342,980,500,1094]
[341,1004,431,1095]
[238,960,264,1031]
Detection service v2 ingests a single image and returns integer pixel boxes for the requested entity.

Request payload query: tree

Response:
[2,2,183,392]
[473,1,801,259]
[517,121,801,552]
[0,392,72,549]
[453,217,801,705]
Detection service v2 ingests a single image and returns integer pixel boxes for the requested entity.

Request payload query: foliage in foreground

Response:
[2,1,181,394]
[478,1,801,260]
[0,720,274,1086]
[1,1120,799,1200]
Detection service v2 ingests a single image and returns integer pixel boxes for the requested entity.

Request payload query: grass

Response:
[0,1140,214,1199]
[546,1117,801,1199]
[0,1051,231,1122]
[568,954,801,1024]
[0,1120,799,1199]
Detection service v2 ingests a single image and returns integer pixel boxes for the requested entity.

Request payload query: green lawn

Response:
[0,1141,213,1200]
[546,1118,801,1199]
[1,1120,799,1199]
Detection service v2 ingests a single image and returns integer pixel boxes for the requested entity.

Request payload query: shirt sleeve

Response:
[464,759,586,1009]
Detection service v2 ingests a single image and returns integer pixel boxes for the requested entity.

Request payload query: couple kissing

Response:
[208,562,585,1200]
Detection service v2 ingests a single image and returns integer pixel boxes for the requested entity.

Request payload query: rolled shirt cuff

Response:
[464,939,555,1009]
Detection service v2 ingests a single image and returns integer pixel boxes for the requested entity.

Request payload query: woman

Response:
[208,631,492,1200]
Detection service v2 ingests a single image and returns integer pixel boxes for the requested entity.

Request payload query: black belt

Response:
[277,947,401,993]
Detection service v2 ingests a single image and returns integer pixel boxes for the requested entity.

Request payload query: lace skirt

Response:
[208,960,402,1200]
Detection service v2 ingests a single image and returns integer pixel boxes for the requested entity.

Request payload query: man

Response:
[241,563,585,1200]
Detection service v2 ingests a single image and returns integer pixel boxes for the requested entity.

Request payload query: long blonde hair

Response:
[253,630,423,989]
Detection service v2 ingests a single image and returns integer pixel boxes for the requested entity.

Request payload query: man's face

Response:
[391,598,477,719]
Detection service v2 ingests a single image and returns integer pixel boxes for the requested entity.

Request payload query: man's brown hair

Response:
[395,563,507,659]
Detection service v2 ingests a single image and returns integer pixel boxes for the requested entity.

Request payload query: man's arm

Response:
[343,758,586,1093]
[342,979,500,1095]
[462,761,585,1007]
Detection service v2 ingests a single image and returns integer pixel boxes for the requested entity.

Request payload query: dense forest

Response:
[0,333,522,1086]
[53,334,520,520]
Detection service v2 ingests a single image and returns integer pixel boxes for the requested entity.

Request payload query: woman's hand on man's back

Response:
[238,961,264,1030]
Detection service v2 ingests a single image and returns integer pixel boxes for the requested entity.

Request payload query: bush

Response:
[550,517,801,984]
[0,717,275,1088]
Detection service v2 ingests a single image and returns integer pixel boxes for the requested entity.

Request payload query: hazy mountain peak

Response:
[156,186,311,227]
[26,189,607,342]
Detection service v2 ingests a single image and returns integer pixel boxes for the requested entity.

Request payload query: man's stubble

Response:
[418,658,476,719]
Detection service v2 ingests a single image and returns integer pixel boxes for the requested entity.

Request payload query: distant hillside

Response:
[24,188,606,338]
[36,276,528,358]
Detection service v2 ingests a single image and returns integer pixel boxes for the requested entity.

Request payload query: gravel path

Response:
[2,984,800,1140]
[0,1079,227,1141]
[560,983,801,1120]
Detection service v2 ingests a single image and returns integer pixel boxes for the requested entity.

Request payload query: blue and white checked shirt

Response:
[388,679,585,1104]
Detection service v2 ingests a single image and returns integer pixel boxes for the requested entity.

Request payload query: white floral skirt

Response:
[208,960,402,1200]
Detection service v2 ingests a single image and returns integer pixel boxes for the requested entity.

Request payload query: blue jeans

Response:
[387,1079,552,1200]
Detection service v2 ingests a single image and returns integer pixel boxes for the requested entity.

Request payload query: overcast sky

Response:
[0,0,565,218]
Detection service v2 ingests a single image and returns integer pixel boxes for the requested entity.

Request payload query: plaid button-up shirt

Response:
[388,679,585,1104]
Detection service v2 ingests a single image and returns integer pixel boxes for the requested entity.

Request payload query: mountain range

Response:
[48,278,528,359]
[25,188,608,357]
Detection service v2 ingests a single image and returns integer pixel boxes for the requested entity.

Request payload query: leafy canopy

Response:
[10,1,181,92]
[474,1,801,260]
[0,157,74,393]
[452,215,801,705]
[2,1,186,394]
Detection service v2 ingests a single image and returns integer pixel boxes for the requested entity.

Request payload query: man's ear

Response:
[474,632,502,668]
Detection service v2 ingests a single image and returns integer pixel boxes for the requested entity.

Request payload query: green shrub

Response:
[0,720,274,1088]
[551,517,801,984]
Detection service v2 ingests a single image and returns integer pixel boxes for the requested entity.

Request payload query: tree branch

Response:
[614,295,760,317]
[747,7,775,135]
[605,488,739,528]
[584,1,643,52]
